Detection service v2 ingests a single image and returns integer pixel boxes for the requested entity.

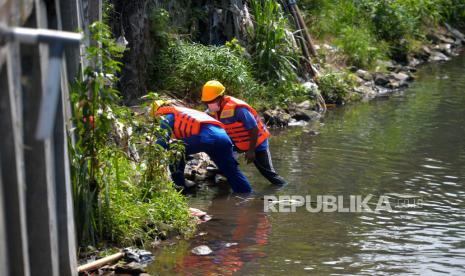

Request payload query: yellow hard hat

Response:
[202,80,225,102]
[150,99,169,116]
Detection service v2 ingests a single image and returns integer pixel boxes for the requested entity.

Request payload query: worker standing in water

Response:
[151,100,252,193]
[201,80,287,186]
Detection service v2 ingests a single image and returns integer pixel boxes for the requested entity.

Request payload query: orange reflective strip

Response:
[177,113,186,138]
[228,131,249,139]
[185,116,195,137]
[174,118,182,138]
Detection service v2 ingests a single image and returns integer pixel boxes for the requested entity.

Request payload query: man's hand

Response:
[245,149,256,164]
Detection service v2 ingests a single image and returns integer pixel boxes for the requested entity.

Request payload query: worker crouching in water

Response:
[151,100,253,193]
[201,80,287,186]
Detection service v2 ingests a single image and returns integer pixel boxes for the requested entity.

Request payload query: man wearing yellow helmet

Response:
[202,80,287,186]
[151,100,252,193]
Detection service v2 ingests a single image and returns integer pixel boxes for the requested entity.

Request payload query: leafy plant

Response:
[317,71,357,104]
[70,22,195,247]
[249,0,300,84]
[152,41,261,101]
[335,26,387,69]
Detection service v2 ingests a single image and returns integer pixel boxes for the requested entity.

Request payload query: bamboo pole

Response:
[294,5,317,57]
[77,252,124,273]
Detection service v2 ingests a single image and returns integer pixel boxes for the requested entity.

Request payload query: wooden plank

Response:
[21,43,60,276]
[21,8,59,275]
[54,1,79,274]
[54,85,78,276]
[0,53,11,276]
[59,0,81,82]
[0,40,31,276]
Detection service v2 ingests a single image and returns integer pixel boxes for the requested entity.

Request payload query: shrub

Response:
[335,26,387,69]
[70,22,195,247]
[317,71,356,104]
[152,41,261,101]
[249,0,300,84]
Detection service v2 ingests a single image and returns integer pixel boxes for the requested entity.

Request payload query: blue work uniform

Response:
[217,107,287,186]
[158,114,252,193]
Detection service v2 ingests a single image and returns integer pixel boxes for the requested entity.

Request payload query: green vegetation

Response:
[70,22,195,247]
[249,0,299,83]
[151,41,261,102]
[148,2,315,110]
[317,71,357,104]
[302,0,465,68]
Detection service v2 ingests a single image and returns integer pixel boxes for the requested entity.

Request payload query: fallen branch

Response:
[77,252,124,273]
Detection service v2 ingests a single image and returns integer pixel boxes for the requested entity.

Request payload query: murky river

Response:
[147,53,465,275]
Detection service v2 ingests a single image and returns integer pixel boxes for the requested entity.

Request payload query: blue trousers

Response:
[171,127,252,193]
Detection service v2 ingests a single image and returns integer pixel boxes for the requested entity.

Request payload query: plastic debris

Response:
[191,245,213,255]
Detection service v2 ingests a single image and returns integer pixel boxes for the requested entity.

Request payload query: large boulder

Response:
[263,108,292,127]
[434,43,452,56]
[429,51,451,62]
[292,109,321,122]
[445,23,465,43]
[374,73,390,87]
[356,69,373,81]
[427,32,455,44]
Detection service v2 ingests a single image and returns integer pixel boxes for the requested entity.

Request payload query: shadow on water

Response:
[147,53,465,275]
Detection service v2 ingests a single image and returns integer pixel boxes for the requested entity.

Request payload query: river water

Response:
[147,53,465,275]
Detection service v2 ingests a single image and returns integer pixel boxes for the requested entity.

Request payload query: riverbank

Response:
[261,24,465,127]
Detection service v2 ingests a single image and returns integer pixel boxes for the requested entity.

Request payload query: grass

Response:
[301,0,465,67]
[70,22,195,247]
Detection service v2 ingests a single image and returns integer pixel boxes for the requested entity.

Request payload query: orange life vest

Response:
[157,106,224,139]
[210,96,270,151]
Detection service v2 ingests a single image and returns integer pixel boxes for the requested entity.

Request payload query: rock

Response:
[404,65,417,72]
[415,45,432,61]
[292,109,321,122]
[354,85,376,99]
[302,81,318,93]
[429,51,450,62]
[427,32,455,44]
[355,69,373,81]
[296,100,311,110]
[184,180,197,188]
[194,171,208,182]
[214,174,228,184]
[445,23,465,42]
[322,43,337,52]
[205,164,219,178]
[387,80,401,89]
[408,57,422,67]
[123,248,154,264]
[386,64,402,72]
[225,242,238,248]
[376,59,395,69]
[391,72,412,82]
[374,73,390,86]
[114,262,145,274]
[263,108,291,127]
[434,43,452,55]
[191,245,213,256]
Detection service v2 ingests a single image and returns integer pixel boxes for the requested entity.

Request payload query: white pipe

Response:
[0,25,82,45]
